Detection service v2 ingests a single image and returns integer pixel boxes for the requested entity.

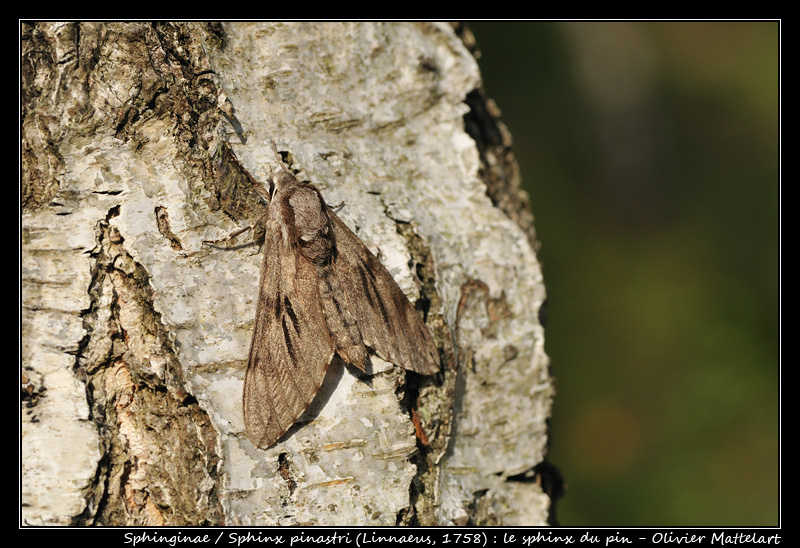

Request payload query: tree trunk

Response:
[21,21,554,526]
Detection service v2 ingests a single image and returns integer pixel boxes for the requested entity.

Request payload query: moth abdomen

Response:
[317,264,368,370]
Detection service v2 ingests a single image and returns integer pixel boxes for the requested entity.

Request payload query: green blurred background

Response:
[467,22,779,526]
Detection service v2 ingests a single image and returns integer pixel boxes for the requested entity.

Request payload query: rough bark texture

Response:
[21,21,554,526]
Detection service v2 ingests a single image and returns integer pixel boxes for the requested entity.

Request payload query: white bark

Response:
[21,21,553,526]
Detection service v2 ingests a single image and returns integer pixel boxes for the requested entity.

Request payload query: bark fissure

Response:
[76,216,223,526]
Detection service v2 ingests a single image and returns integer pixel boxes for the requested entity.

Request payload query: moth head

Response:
[269,170,297,194]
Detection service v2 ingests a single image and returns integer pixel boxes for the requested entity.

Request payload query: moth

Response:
[240,143,440,449]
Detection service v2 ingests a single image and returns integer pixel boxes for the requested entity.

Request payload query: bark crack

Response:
[75,212,223,525]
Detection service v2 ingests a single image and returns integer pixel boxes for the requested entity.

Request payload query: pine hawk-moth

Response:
[239,143,440,449]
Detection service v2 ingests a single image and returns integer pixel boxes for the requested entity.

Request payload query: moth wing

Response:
[243,219,335,449]
[329,212,440,375]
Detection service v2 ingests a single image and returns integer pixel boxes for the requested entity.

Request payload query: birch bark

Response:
[21,21,553,526]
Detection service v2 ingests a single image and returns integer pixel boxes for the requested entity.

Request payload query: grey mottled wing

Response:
[243,218,336,449]
[328,212,440,375]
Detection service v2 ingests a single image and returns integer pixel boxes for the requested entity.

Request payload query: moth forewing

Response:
[242,145,440,449]
[327,213,440,376]
[243,213,336,448]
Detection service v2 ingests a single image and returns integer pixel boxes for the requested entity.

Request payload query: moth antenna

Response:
[269,140,291,174]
